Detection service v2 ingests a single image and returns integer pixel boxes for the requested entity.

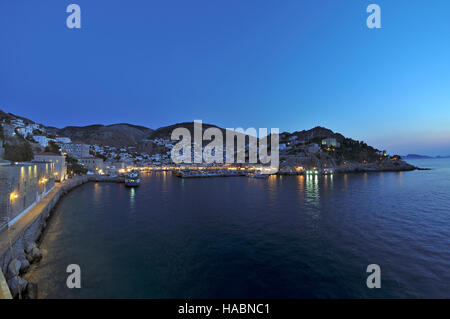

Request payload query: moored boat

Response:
[125,170,140,186]
[247,172,269,178]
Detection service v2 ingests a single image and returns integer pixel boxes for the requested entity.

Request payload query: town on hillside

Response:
[0,110,414,177]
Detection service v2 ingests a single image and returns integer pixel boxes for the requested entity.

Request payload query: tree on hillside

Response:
[4,141,34,162]
[45,140,61,154]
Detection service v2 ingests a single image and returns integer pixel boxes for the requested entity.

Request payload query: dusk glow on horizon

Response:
[1,0,449,155]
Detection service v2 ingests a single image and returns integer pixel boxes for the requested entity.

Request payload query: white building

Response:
[33,135,50,147]
[321,138,341,148]
[34,152,68,182]
[10,119,24,127]
[79,157,104,174]
[55,137,71,144]
[60,143,91,158]
[17,126,33,137]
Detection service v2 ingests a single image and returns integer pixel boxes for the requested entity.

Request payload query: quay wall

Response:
[0,174,123,298]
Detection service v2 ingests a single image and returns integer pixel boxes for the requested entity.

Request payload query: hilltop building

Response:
[55,137,71,144]
[322,138,341,148]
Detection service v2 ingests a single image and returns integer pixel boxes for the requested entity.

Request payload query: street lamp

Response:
[9,192,18,201]
[39,177,48,194]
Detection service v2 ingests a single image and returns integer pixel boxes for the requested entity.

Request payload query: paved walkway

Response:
[0,183,62,258]
[0,183,64,299]
[0,268,12,299]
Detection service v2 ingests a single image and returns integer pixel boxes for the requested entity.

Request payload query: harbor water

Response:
[26,159,450,298]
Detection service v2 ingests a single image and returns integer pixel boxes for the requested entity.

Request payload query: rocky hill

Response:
[147,122,252,141]
[49,123,154,147]
[286,126,346,142]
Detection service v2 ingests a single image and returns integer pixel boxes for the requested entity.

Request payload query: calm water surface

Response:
[26,159,450,298]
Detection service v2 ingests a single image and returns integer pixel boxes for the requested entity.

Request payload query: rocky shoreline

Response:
[278,159,418,175]
[0,175,123,299]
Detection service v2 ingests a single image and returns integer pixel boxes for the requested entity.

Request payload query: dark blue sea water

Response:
[26,159,450,298]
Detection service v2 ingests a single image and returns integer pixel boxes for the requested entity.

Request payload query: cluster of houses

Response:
[7,120,180,174]
[89,139,175,170]
[279,134,341,155]
[2,116,354,179]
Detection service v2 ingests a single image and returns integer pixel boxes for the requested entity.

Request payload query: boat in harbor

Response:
[247,172,269,178]
[125,170,140,187]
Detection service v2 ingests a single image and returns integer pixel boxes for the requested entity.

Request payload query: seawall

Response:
[0,175,123,298]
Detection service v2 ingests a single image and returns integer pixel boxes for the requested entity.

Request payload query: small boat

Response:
[125,170,140,187]
[247,173,269,179]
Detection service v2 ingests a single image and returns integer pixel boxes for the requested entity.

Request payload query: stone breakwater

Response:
[0,175,123,299]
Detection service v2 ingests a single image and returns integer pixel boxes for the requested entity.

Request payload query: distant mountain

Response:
[402,154,450,159]
[148,122,225,140]
[51,123,154,147]
[147,122,253,141]
[403,154,434,159]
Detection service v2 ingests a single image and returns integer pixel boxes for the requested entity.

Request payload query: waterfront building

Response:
[34,152,68,182]
[104,161,125,175]
[60,143,90,158]
[79,157,104,174]
[0,162,55,231]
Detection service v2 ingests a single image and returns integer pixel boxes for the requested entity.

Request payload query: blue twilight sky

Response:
[1,0,450,155]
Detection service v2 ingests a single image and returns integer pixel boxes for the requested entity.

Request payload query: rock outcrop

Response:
[6,276,28,298]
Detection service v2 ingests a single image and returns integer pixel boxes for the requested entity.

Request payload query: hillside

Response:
[287,126,346,142]
[148,122,251,141]
[0,109,417,172]
[53,123,154,147]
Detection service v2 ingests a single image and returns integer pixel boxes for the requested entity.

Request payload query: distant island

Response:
[402,154,450,160]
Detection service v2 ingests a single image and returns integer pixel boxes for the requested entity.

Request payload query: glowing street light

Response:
[10,192,19,201]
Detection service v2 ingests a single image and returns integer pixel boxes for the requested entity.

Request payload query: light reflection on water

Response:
[129,187,135,208]
[305,174,320,208]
